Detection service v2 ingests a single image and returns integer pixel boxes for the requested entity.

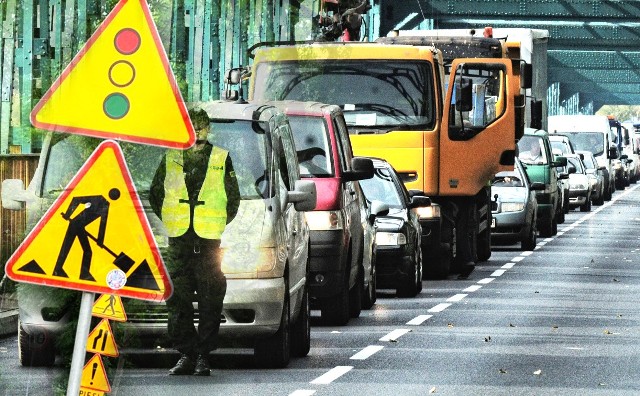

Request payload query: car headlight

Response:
[305,210,344,230]
[375,232,407,246]
[414,203,441,220]
[500,202,525,212]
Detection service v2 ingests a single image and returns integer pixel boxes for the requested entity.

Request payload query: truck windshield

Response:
[253,60,435,130]
[563,132,604,157]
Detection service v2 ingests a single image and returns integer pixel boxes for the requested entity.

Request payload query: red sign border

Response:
[4,140,173,302]
[30,0,195,149]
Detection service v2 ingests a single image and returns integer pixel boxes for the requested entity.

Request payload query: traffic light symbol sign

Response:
[30,0,196,149]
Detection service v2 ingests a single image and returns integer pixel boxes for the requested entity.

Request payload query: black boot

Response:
[193,354,211,376]
[169,354,195,375]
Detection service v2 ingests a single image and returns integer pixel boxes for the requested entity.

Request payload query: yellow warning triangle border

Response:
[29,0,195,149]
[92,294,128,322]
[81,354,111,393]
[4,140,173,302]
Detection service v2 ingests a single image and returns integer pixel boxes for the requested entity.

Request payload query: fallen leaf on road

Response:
[613,278,619,282]
[509,323,516,327]
[499,368,507,374]
[390,339,398,343]
[429,387,437,394]
[484,336,491,342]
[533,370,542,375]
[447,323,454,328]
[604,329,613,335]
[552,325,559,329]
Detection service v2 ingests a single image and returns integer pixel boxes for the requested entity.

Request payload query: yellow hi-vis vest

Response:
[162,146,228,239]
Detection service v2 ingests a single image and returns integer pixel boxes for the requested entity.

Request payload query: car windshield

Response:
[253,60,435,130]
[359,167,403,209]
[287,115,334,177]
[567,157,585,173]
[492,172,523,187]
[208,120,271,200]
[581,154,596,169]
[564,132,604,156]
[518,135,548,165]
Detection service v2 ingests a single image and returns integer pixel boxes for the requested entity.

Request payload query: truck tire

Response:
[476,226,491,262]
[423,244,450,280]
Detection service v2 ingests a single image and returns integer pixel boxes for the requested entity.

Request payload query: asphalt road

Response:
[2,185,640,396]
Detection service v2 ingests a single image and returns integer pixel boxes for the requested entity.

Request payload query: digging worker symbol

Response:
[53,188,121,282]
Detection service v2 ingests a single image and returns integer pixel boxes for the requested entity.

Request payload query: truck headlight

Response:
[375,232,407,246]
[305,210,343,230]
[501,202,524,212]
[415,203,441,220]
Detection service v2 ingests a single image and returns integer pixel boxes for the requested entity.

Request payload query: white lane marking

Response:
[491,269,506,277]
[379,329,411,342]
[521,251,533,256]
[544,238,554,242]
[463,285,482,292]
[511,256,524,262]
[478,278,495,284]
[447,294,468,302]
[502,263,515,269]
[537,241,547,246]
[310,366,353,385]
[350,345,384,360]
[556,232,565,236]
[407,315,433,325]
[289,390,316,396]
[428,303,452,313]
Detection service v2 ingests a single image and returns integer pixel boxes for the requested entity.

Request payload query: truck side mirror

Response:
[521,62,533,89]
[530,99,542,130]
[609,146,618,159]
[455,77,473,112]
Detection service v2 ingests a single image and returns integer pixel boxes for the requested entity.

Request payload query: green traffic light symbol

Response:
[103,93,130,120]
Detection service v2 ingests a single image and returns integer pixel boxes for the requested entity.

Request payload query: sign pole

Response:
[67,291,95,396]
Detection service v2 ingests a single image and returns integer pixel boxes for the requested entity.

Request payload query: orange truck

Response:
[248,40,528,278]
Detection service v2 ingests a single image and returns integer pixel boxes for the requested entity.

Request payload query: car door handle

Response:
[292,228,297,236]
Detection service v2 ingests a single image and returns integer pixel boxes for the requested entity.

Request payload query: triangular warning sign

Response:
[30,0,195,149]
[81,354,111,392]
[5,140,173,302]
[92,294,127,322]
[80,387,105,396]
[86,319,119,357]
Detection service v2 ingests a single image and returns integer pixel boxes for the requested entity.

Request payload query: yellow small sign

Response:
[92,294,127,322]
[79,387,105,396]
[30,0,195,149]
[86,319,119,357]
[5,140,173,302]
[81,354,111,393]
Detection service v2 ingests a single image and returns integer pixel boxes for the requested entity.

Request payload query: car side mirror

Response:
[288,180,317,212]
[1,179,28,210]
[598,165,607,171]
[609,146,619,159]
[567,165,576,174]
[559,172,570,180]
[368,200,389,224]
[552,156,567,167]
[408,189,425,198]
[620,154,628,160]
[530,182,545,191]
[410,195,432,209]
[343,157,374,181]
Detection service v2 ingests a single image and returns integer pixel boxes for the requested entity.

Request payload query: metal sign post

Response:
[67,291,95,396]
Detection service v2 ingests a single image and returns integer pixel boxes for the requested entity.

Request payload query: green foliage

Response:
[596,105,640,123]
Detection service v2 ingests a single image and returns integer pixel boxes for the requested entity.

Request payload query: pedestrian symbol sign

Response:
[4,140,173,302]
[81,354,111,392]
[87,319,119,357]
[92,294,127,322]
[30,0,195,149]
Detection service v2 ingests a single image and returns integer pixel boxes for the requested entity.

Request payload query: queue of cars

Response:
[3,90,635,369]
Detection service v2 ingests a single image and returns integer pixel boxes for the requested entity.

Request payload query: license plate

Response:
[491,218,496,228]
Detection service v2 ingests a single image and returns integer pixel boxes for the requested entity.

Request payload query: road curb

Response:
[0,309,18,337]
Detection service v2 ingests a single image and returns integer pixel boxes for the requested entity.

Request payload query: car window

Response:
[492,174,523,187]
[359,166,403,208]
[287,115,333,177]
[567,157,584,173]
[518,135,548,165]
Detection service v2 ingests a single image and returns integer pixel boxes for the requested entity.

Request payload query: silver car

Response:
[491,159,543,251]
[577,150,605,206]
[566,153,592,212]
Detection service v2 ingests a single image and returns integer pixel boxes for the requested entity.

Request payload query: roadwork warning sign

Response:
[5,140,173,301]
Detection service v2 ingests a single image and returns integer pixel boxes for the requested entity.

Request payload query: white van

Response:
[548,115,617,201]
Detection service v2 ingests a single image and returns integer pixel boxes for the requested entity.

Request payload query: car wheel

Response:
[580,196,592,212]
[348,266,362,319]
[557,207,565,224]
[361,252,377,310]
[290,283,310,358]
[18,321,55,367]
[416,244,423,293]
[539,215,554,237]
[521,220,537,251]
[552,216,558,235]
[255,282,291,368]
[594,189,605,205]
[321,266,350,326]
[397,256,419,298]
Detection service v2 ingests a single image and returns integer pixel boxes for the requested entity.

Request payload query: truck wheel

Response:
[290,284,310,358]
[255,288,291,368]
[18,321,55,367]
[476,226,491,262]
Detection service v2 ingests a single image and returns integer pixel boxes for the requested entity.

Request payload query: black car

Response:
[358,158,431,298]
